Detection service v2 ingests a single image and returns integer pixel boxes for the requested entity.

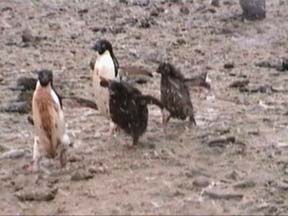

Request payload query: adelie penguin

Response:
[156,62,197,127]
[32,69,70,172]
[100,78,164,147]
[91,39,120,135]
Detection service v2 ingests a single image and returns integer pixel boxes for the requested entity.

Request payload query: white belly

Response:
[93,51,118,118]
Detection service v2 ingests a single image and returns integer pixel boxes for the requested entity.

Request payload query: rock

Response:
[280,58,288,71]
[88,166,108,174]
[22,29,34,43]
[131,0,150,6]
[0,144,8,153]
[207,136,236,148]
[204,188,243,200]
[233,180,256,189]
[78,8,88,16]
[239,84,285,94]
[255,60,277,69]
[150,7,164,17]
[16,187,58,202]
[211,0,220,7]
[21,28,45,46]
[277,181,288,191]
[0,101,30,114]
[239,0,266,21]
[90,26,107,33]
[229,79,249,89]
[138,18,151,28]
[180,6,189,15]
[119,0,128,4]
[71,170,94,181]
[11,77,37,91]
[176,38,186,46]
[68,155,82,163]
[225,170,241,181]
[47,178,59,188]
[224,63,234,69]
[0,149,28,160]
[27,115,34,125]
[193,176,210,188]
[255,59,288,72]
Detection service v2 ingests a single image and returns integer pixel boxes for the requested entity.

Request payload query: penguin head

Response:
[92,39,113,55]
[37,69,53,87]
[156,62,175,77]
[92,39,119,76]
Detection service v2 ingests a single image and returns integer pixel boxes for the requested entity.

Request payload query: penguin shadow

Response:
[111,130,156,150]
[162,120,197,140]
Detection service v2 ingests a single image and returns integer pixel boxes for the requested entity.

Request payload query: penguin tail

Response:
[140,95,164,110]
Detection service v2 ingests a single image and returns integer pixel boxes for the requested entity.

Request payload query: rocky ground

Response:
[1,0,288,215]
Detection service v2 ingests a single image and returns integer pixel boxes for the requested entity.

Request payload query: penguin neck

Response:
[98,50,113,62]
[36,81,52,91]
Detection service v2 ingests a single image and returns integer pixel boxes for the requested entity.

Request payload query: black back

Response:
[107,80,148,144]
[52,86,63,109]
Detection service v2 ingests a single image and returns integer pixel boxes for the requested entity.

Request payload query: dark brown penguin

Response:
[100,78,163,146]
[156,62,196,126]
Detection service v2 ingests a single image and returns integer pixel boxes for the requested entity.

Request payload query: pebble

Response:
[0,149,28,160]
[211,0,220,7]
[240,0,266,21]
[233,180,256,189]
[277,181,288,191]
[180,6,189,15]
[131,0,150,6]
[224,62,234,69]
[204,188,243,200]
[71,170,94,181]
[16,187,58,202]
[229,79,249,89]
[207,136,236,148]
[193,176,210,188]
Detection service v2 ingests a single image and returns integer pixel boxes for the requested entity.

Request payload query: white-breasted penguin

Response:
[32,69,70,172]
[91,39,119,135]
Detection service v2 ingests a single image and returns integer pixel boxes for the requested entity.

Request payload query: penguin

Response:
[91,39,119,135]
[32,69,70,172]
[156,62,196,127]
[100,78,164,146]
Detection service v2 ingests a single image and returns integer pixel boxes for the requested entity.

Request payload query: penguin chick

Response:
[91,39,119,135]
[100,79,163,146]
[156,62,196,127]
[32,69,69,172]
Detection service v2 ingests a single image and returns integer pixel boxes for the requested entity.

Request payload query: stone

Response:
[193,176,210,188]
[16,187,58,202]
[239,0,266,21]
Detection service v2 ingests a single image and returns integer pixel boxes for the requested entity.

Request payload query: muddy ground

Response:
[1,0,288,215]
